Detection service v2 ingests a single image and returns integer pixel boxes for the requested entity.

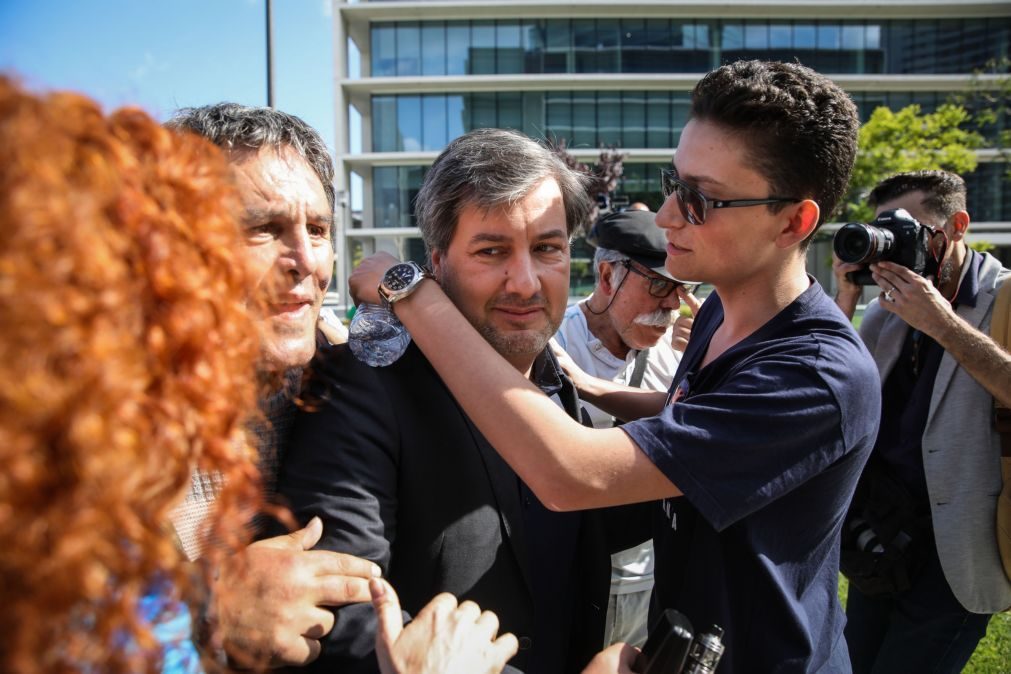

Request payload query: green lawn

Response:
[967,610,1011,674]
[838,576,1011,673]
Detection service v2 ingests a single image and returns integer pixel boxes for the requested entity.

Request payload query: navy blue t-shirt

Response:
[623,279,881,674]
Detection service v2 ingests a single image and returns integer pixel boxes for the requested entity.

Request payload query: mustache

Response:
[633,308,673,328]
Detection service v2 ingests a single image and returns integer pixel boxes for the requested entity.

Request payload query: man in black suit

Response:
[276,128,634,673]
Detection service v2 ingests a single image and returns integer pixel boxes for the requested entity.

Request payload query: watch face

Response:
[384,263,417,292]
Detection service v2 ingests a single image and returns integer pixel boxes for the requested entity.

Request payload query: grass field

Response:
[838,576,1011,673]
[966,609,1011,674]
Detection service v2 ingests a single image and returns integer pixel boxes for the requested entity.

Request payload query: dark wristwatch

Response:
[378,261,434,306]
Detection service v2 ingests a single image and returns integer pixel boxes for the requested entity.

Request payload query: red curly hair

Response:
[0,77,264,672]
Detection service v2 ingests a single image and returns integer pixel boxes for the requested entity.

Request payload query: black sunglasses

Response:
[660,168,800,226]
[621,259,699,298]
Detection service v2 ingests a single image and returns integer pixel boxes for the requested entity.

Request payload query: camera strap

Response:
[926,228,959,302]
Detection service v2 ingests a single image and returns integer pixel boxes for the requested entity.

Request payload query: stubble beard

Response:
[936,257,956,288]
[439,264,559,361]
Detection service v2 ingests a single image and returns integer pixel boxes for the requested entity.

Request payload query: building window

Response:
[470,20,496,75]
[967,162,1011,223]
[421,23,447,76]
[395,22,421,76]
[371,18,1010,77]
[422,95,447,151]
[446,23,469,76]
[372,90,705,152]
[372,166,427,228]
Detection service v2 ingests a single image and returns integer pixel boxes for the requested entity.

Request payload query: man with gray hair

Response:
[167,103,372,669]
[276,128,635,673]
[553,207,698,648]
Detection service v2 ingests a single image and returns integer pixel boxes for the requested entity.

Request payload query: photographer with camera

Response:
[832,170,1011,673]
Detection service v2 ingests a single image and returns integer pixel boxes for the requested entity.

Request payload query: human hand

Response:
[348,252,402,306]
[213,517,380,668]
[870,261,959,339]
[671,287,702,352]
[832,254,863,320]
[550,337,592,392]
[317,316,349,346]
[372,579,518,674]
[580,642,641,674]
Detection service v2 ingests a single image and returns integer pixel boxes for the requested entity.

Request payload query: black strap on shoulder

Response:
[628,348,649,389]
[611,349,650,429]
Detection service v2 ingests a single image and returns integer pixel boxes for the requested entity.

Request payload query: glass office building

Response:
[332,1,1011,302]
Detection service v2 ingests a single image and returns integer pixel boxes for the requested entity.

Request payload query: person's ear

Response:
[775,199,820,249]
[598,262,617,296]
[430,249,445,280]
[947,211,970,242]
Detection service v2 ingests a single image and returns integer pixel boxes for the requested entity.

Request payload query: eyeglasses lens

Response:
[650,279,676,298]
[662,170,705,225]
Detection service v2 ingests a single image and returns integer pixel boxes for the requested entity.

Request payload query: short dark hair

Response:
[868,170,967,225]
[690,60,859,246]
[414,128,592,258]
[167,103,335,217]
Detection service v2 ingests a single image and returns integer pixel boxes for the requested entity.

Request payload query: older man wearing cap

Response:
[553,207,699,648]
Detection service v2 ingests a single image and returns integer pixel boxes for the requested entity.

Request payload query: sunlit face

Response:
[432,178,570,373]
[230,145,334,371]
[655,119,794,290]
[604,261,681,351]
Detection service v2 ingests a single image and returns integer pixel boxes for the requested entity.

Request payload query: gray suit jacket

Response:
[859,251,1011,613]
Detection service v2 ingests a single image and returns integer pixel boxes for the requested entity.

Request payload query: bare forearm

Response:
[832,256,862,321]
[834,290,859,321]
[931,312,1011,408]
[394,282,676,509]
[867,260,1011,407]
[578,377,667,423]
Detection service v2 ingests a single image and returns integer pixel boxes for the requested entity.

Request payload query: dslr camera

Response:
[832,208,937,286]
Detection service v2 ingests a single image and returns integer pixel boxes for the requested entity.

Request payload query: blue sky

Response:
[0,0,338,151]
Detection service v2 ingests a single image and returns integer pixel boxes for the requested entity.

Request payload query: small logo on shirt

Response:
[666,386,683,407]
[665,371,693,407]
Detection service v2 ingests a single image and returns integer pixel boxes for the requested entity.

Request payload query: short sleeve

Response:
[622,345,848,531]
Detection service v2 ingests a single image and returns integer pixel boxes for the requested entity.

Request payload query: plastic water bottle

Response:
[347,303,411,367]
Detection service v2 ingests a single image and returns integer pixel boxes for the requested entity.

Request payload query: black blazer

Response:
[275,343,645,673]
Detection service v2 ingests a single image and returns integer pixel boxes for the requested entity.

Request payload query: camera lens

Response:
[833,223,895,264]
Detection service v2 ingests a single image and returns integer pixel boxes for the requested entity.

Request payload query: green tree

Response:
[841,104,984,223]
[951,58,1011,164]
[969,240,996,254]
[548,138,627,233]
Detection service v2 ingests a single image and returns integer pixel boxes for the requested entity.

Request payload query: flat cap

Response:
[587,209,671,277]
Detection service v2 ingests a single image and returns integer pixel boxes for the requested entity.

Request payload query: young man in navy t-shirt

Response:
[349,60,882,673]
